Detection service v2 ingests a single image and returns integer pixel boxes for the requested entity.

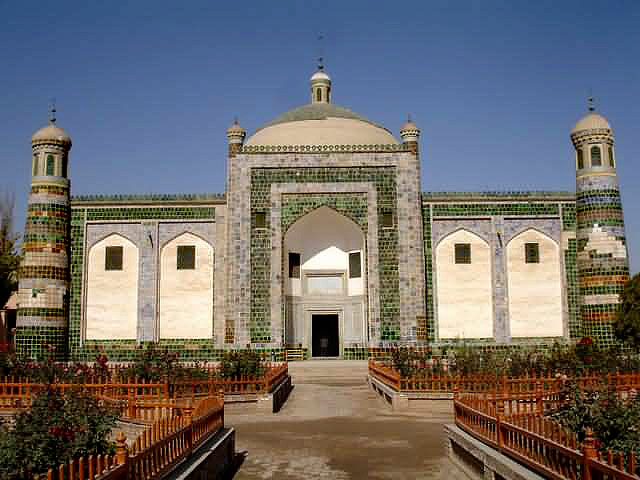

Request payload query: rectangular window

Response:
[525,243,540,263]
[254,211,266,228]
[381,210,393,228]
[289,252,301,278]
[105,246,123,271]
[46,154,55,176]
[349,251,361,278]
[609,147,615,167]
[577,149,584,169]
[591,146,602,166]
[33,155,39,176]
[454,243,471,264]
[177,245,196,270]
[61,154,68,177]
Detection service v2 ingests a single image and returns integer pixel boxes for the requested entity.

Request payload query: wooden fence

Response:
[37,393,225,480]
[454,392,639,480]
[368,360,640,395]
[0,362,289,413]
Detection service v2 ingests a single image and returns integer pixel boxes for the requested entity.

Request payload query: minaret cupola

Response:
[310,59,331,104]
[570,97,615,174]
[400,115,420,154]
[226,118,246,157]
[31,105,72,179]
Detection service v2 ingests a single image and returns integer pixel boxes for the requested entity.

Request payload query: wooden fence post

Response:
[115,430,129,479]
[582,427,597,480]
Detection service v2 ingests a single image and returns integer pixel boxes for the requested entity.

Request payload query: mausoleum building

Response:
[15,67,631,360]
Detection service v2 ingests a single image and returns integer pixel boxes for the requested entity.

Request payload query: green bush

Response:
[0,389,118,479]
[219,349,265,378]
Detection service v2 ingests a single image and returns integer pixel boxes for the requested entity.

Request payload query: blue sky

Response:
[1,0,639,273]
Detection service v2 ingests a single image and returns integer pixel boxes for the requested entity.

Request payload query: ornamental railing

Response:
[0,363,288,412]
[368,360,640,394]
[36,393,225,480]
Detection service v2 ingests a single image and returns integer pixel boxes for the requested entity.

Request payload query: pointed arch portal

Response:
[283,206,367,356]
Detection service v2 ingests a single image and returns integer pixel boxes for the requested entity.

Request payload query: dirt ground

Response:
[224,361,469,479]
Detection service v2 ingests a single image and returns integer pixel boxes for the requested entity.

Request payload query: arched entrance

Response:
[284,206,366,357]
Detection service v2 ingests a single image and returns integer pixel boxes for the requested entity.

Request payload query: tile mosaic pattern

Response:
[421,204,434,341]
[17,180,70,360]
[576,175,629,345]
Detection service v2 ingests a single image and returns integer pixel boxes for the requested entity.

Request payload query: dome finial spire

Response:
[588,94,595,112]
[317,33,324,71]
[48,98,57,125]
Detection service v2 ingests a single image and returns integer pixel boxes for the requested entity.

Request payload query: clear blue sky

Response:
[1,1,639,273]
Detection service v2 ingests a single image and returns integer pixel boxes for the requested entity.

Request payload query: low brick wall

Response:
[368,373,452,411]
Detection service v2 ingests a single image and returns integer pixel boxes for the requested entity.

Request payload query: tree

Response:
[614,273,640,350]
[0,192,21,308]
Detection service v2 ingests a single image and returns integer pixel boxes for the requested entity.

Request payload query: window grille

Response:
[454,243,471,264]
[177,245,196,270]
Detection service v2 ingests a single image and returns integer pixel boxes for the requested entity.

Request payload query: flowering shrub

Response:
[0,389,118,479]
[119,343,209,382]
[0,344,112,383]
[383,341,640,378]
[549,380,640,469]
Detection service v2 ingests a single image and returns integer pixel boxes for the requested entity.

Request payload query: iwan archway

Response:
[283,206,366,357]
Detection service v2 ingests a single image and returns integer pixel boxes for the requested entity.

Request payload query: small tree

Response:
[0,192,20,308]
[614,273,640,350]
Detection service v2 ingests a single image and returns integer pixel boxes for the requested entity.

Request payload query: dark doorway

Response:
[312,314,339,357]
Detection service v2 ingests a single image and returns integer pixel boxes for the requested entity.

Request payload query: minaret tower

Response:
[571,99,630,343]
[16,106,72,360]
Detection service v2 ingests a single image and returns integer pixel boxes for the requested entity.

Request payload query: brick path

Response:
[225,360,469,479]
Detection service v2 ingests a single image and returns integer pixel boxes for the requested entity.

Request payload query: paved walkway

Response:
[225,360,469,479]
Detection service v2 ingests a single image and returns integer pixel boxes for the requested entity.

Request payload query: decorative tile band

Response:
[19,266,68,280]
[241,144,411,154]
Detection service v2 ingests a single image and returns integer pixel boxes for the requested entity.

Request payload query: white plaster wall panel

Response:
[435,229,493,339]
[506,229,563,337]
[159,233,213,339]
[347,276,364,296]
[86,234,138,340]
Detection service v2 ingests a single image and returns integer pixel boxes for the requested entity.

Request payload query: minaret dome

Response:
[570,99,615,173]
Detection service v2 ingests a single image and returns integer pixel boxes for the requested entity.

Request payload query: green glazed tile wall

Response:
[250,167,400,343]
[432,203,559,217]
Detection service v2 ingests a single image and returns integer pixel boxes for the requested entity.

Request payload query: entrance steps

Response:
[287,359,368,386]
